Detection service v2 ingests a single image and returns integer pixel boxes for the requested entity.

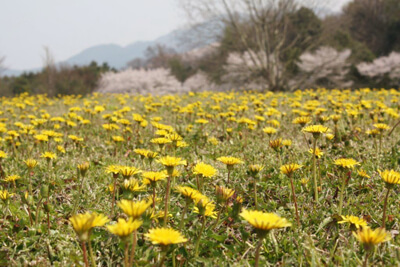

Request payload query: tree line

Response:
[134,0,400,91]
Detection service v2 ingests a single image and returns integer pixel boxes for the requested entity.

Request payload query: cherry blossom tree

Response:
[357,52,400,85]
[296,46,353,88]
[97,68,184,95]
[97,68,218,94]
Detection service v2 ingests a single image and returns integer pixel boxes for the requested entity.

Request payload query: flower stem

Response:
[81,242,89,267]
[289,176,300,227]
[88,237,96,267]
[163,174,172,226]
[27,205,33,226]
[194,215,206,257]
[382,187,391,228]
[158,250,168,267]
[302,132,310,150]
[152,186,156,210]
[129,230,137,266]
[196,175,200,190]
[35,197,43,227]
[312,138,319,203]
[111,178,117,217]
[28,171,33,197]
[47,210,50,233]
[363,250,370,267]
[254,177,258,210]
[124,242,129,267]
[338,172,346,216]
[172,249,176,267]
[72,173,84,215]
[254,237,264,267]
[214,200,229,230]
[0,162,4,178]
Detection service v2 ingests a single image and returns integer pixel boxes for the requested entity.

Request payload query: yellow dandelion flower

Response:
[168,133,183,142]
[57,146,66,154]
[379,169,400,185]
[134,148,150,158]
[132,113,144,123]
[145,151,158,159]
[357,170,370,179]
[176,141,189,148]
[142,171,167,185]
[107,218,142,239]
[0,190,14,201]
[119,166,142,178]
[269,138,283,151]
[145,228,187,246]
[121,178,146,192]
[41,152,57,160]
[208,137,219,146]
[353,227,391,250]
[292,116,312,126]
[282,139,292,147]
[68,135,84,142]
[150,137,172,145]
[34,134,49,142]
[326,133,335,140]
[117,199,152,219]
[248,164,264,175]
[217,156,243,166]
[334,158,360,169]
[302,125,329,137]
[195,119,209,124]
[175,186,201,200]
[24,158,38,169]
[112,136,125,142]
[69,212,109,241]
[216,186,235,202]
[0,150,8,159]
[280,164,302,176]
[308,147,324,158]
[193,162,217,178]
[373,123,390,131]
[102,123,120,131]
[263,127,277,135]
[338,215,368,230]
[240,209,291,232]
[4,175,21,183]
[157,156,186,168]
[300,178,309,185]
[105,165,121,175]
[193,197,217,218]
[77,162,90,176]
[330,114,341,123]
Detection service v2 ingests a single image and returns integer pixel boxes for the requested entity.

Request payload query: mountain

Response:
[64,26,215,69]
[2,25,215,77]
[64,41,153,69]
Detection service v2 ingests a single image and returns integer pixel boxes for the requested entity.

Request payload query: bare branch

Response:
[0,56,6,75]
[179,0,329,90]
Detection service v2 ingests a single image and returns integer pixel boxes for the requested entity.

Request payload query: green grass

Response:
[1,89,400,266]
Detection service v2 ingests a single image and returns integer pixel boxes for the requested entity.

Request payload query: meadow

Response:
[1,89,400,266]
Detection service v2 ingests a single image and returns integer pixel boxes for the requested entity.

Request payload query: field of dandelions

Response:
[1,89,400,266]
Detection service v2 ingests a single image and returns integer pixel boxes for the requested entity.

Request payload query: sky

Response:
[0,0,350,70]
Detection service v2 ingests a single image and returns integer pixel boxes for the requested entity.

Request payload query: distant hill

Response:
[2,25,214,77]
[64,42,151,69]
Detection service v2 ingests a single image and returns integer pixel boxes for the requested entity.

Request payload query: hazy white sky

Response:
[0,0,350,70]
